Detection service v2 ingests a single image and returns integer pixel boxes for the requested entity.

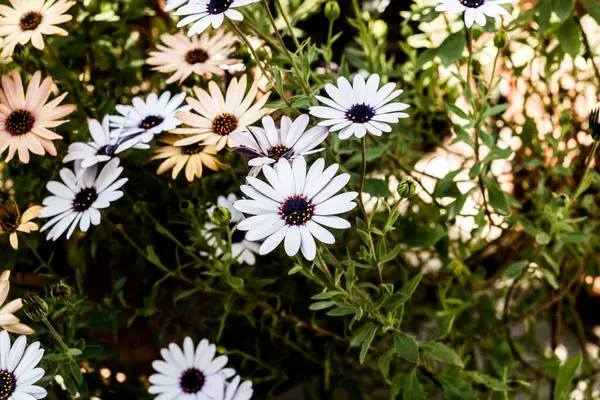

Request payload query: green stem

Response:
[21,235,52,273]
[42,317,76,362]
[466,27,473,97]
[571,141,599,205]
[273,0,301,49]
[358,137,369,223]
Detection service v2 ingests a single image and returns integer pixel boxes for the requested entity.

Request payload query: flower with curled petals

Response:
[0,200,41,249]
[0,270,35,335]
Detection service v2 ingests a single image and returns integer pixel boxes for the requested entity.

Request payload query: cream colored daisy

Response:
[0,0,76,58]
[151,135,226,182]
[0,70,75,163]
[0,200,41,249]
[0,270,35,335]
[170,75,271,151]
[146,29,239,84]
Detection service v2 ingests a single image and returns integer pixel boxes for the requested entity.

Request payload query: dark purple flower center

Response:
[180,368,205,394]
[345,103,375,124]
[73,188,98,212]
[19,11,42,31]
[460,0,484,8]
[139,115,164,130]
[0,370,16,400]
[97,144,117,157]
[5,109,35,136]
[280,194,314,226]
[207,0,233,14]
[185,48,209,64]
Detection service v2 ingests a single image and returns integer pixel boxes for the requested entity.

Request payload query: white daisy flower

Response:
[173,0,261,37]
[110,91,190,152]
[435,0,516,28]
[62,116,147,170]
[225,375,253,400]
[0,330,47,399]
[309,74,410,140]
[39,158,128,240]
[165,0,188,12]
[234,157,357,261]
[230,115,329,176]
[148,337,229,400]
[204,194,260,265]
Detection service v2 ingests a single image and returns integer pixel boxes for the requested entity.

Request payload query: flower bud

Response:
[50,281,71,301]
[211,206,231,227]
[446,260,468,277]
[22,294,48,322]
[397,178,416,199]
[590,108,600,141]
[493,30,508,49]
[372,20,388,39]
[324,1,340,22]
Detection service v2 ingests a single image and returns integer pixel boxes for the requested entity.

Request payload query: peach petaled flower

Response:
[151,135,226,182]
[0,0,76,58]
[170,75,271,151]
[0,70,75,163]
[146,30,239,84]
[0,200,41,249]
[0,270,36,335]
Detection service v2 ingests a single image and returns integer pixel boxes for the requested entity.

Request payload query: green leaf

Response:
[439,375,478,400]
[536,232,551,245]
[350,323,376,347]
[557,232,590,243]
[433,312,456,340]
[433,170,462,198]
[394,332,419,363]
[69,360,84,385]
[309,301,336,311]
[554,352,582,398]
[326,307,357,316]
[482,146,512,164]
[557,17,582,58]
[552,0,574,21]
[68,348,83,356]
[420,342,464,368]
[447,104,470,120]
[311,291,342,300]
[502,260,529,281]
[379,348,395,379]
[348,144,390,163]
[521,117,536,148]
[346,262,355,293]
[403,369,427,400]
[385,273,423,309]
[487,180,509,215]
[288,265,303,275]
[359,325,378,364]
[465,371,512,391]
[437,33,466,66]
[482,103,510,118]
[403,225,447,247]
[363,179,391,197]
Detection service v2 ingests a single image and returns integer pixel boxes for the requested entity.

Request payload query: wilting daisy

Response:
[231,115,329,176]
[234,157,357,260]
[435,0,516,28]
[309,74,409,140]
[110,91,189,152]
[173,0,261,36]
[0,70,75,163]
[225,375,253,400]
[39,158,128,240]
[0,200,42,249]
[171,75,271,151]
[0,331,46,399]
[204,194,260,265]
[146,30,239,84]
[149,337,229,399]
[0,0,75,58]
[0,270,35,335]
[151,135,226,182]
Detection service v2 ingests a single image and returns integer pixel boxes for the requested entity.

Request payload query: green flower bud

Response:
[397,178,416,199]
[22,294,48,322]
[50,281,71,301]
[590,108,600,141]
[446,260,468,277]
[324,1,340,22]
[372,20,388,39]
[211,206,231,227]
[493,30,508,49]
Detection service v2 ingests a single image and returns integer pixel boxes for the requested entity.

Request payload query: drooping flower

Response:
[435,0,516,28]
[0,270,35,335]
[225,375,253,400]
[0,330,47,398]
[39,158,128,240]
[148,337,229,399]
[151,135,226,182]
[0,70,75,163]
[110,91,189,152]
[0,0,75,58]
[309,74,409,140]
[0,200,41,249]
[203,194,260,265]
[172,0,261,36]
[146,30,239,84]
[231,115,329,176]
[171,75,271,151]
[234,157,357,260]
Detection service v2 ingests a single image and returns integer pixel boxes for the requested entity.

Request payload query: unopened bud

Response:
[446,260,468,277]
[51,281,71,301]
[493,30,508,49]
[397,178,416,199]
[372,20,388,39]
[325,1,340,22]
[211,206,231,227]
[590,108,600,141]
[22,294,48,322]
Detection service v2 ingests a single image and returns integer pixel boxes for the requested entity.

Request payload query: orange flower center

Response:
[19,11,43,31]
[181,143,205,155]
[212,113,238,136]
[5,109,35,136]
[185,48,209,65]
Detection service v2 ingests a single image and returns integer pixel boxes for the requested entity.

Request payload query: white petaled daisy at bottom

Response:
[435,0,516,28]
[110,91,190,152]
[224,375,253,400]
[173,0,261,37]
[148,337,231,400]
[203,194,260,265]
[234,157,357,261]
[0,330,47,399]
[39,158,128,240]
[309,74,410,140]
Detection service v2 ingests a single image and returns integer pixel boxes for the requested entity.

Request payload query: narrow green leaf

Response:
[403,368,427,400]
[554,353,582,398]
[394,332,419,363]
[420,342,464,368]
[502,260,529,281]
[359,326,378,364]
[309,301,336,311]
